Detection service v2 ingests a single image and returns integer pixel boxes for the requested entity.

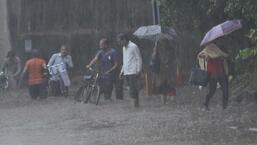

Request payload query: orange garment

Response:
[176,66,184,86]
[25,58,46,85]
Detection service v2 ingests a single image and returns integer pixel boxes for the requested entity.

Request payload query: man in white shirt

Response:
[48,45,73,70]
[118,33,142,107]
[47,45,73,96]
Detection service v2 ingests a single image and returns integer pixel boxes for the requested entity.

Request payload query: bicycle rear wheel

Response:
[84,85,93,103]
[84,85,100,104]
[74,85,85,102]
[93,85,100,105]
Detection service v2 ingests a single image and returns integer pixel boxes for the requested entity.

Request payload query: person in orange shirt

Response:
[20,49,47,99]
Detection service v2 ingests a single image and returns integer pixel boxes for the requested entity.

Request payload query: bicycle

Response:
[0,71,8,92]
[47,63,70,97]
[74,67,101,105]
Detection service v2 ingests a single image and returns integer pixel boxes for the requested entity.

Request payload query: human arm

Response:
[19,62,28,87]
[2,59,8,73]
[106,61,117,74]
[119,65,124,79]
[65,55,73,69]
[47,54,56,67]
[86,56,98,68]
[119,48,124,79]
[134,46,142,74]
[42,60,48,76]
[13,57,21,77]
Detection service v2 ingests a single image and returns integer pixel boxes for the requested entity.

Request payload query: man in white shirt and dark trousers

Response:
[118,34,142,107]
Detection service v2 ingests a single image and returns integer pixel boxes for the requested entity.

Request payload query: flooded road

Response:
[0,86,256,145]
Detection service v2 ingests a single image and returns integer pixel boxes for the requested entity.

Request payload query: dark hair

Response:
[7,50,16,58]
[117,33,130,41]
[100,38,109,45]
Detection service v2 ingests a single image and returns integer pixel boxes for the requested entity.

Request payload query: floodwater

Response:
[0,84,256,145]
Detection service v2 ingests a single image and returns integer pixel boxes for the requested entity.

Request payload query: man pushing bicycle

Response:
[86,38,117,100]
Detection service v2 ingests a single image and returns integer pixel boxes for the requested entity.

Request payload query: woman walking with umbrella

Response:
[199,19,242,110]
[198,42,229,110]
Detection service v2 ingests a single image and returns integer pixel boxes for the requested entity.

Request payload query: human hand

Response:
[119,72,123,79]
[228,75,233,81]
[86,65,90,68]
[105,71,110,75]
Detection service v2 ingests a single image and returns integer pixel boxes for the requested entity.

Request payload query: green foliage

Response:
[159,0,257,73]
[238,47,257,60]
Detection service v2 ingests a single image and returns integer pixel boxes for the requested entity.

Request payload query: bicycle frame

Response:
[75,67,101,104]
[47,64,68,96]
[0,71,8,90]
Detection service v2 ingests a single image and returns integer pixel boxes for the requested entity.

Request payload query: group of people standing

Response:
[2,45,73,100]
[87,34,142,107]
[2,33,143,108]
[1,33,231,110]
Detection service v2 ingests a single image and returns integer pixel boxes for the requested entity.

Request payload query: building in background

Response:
[7,0,153,70]
[0,0,11,65]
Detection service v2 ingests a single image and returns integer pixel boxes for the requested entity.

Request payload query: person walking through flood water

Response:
[47,45,73,96]
[118,33,142,107]
[86,38,118,100]
[2,50,21,89]
[20,49,47,99]
[198,43,229,110]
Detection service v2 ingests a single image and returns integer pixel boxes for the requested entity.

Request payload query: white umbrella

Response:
[133,25,177,41]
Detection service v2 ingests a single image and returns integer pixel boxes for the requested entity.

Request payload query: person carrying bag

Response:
[189,59,209,87]
[197,43,230,110]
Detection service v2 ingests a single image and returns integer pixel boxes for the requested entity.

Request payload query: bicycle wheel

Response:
[92,85,100,105]
[74,85,85,102]
[84,85,93,104]
[84,85,100,104]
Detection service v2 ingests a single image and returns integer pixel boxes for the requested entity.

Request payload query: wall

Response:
[0,0,12,65]
[7,0,153,71]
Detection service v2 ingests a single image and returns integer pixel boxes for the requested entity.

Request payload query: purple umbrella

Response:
[200,20,242,46]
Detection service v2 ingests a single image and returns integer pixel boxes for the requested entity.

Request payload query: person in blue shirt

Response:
[87,38,118,100]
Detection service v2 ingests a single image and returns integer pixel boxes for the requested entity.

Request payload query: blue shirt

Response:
[96,48,117,80]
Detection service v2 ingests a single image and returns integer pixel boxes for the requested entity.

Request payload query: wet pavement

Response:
[0,86,256,145]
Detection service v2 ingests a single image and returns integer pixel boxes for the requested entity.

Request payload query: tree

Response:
[159,0,257,73]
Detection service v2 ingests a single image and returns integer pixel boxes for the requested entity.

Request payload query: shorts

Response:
[29,83,46,99]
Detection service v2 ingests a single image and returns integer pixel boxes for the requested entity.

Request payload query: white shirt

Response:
[47,53,73,69]
[121,41,142,75]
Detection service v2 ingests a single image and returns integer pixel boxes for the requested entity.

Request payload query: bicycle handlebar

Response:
[87,67,100,73]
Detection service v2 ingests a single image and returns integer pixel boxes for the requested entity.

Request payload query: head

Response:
[60,45,68,56]
[117,33,129,47]
[99,38,109,50]
[7,50,16,59]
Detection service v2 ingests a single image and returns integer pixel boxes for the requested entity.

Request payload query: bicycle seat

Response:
[83,75,92,80]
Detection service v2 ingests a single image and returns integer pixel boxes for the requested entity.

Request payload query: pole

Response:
[152,0,160,25]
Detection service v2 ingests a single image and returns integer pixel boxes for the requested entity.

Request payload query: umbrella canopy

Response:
[200,20,242,46]
[133,25,177,41]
